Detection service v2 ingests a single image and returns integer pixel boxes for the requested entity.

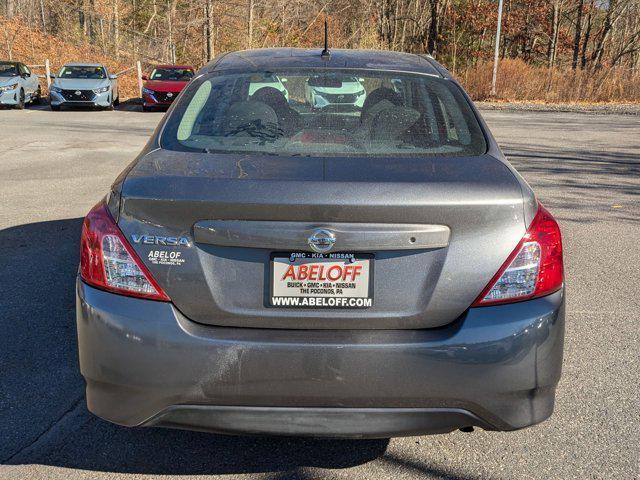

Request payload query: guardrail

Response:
[115,61,144,97]
[27,59,52,88]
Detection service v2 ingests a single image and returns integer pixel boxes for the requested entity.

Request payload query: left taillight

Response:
[80,201,171,301]
[472,202,564,307]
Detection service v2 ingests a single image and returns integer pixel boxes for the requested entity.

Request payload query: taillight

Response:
[472,203,563,306]
[80,201,170,301]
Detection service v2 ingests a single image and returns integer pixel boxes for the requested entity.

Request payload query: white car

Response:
[0,61,41,109]
[49,63,119,111]
[305,75,366,110]
[248,73,289,101]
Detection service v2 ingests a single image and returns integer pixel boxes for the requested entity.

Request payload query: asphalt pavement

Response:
[0,105,638,479]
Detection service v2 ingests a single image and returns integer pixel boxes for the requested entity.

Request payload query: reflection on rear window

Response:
[162,69,486,157]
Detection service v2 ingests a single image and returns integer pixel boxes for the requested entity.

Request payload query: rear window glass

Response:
[162,69,486,157]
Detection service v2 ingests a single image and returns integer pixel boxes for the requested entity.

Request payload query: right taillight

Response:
[472,203,563,306]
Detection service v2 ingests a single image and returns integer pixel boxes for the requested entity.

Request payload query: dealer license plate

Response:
[270,253,373,308]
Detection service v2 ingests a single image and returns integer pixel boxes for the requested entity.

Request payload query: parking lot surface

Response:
[0,106,638,479]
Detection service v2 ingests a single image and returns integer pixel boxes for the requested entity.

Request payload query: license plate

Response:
[270,253,373,308]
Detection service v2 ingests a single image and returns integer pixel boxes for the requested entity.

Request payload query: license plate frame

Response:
[269,252,374,309]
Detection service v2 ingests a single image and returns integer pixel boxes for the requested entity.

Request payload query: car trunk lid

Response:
[117,150,525,329]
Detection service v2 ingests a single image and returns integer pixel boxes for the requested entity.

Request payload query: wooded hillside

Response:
[2,0,639,102]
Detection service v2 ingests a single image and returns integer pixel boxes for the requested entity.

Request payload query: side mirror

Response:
[109,74,117,80]
[141,75,148,81]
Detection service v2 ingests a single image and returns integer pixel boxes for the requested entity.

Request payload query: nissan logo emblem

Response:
[308,229,336,253]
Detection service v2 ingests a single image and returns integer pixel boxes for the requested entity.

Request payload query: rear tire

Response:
[50,104,61,111]
[15,89,25,110]
[114,96,120,107]
[142,105,152,112]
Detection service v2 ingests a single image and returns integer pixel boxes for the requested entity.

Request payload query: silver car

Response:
[76,48,565,438]
[248,73,289,101]
[49,63,119,111]
[0,61,41,109]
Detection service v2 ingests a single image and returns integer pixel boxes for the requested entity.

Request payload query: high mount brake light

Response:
[472,203,563,307]
[80,202,170,301]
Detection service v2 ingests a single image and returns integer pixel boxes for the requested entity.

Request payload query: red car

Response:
[141,65,195,111]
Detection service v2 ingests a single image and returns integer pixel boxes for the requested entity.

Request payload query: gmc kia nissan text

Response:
[76,48,565,438]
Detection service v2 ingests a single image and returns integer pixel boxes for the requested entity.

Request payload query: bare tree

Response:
[205,0,214,60]
[247,0,253,49]
[427,0,439,56]
[6,0,14,19]
[113,0,120,58]
[572,0,584,69]
[547,0,561,68]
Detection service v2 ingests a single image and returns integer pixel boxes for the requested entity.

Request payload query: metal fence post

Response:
[45,59,51,88]
[491,0,504,97]
[137,60,143,98]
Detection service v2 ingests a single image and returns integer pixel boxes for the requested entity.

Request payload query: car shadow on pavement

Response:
[0,218,477,479]
[500,145,640,225]
[0,217,86,462]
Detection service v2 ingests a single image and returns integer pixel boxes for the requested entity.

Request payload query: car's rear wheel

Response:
[50,104,61,111]
[15,89,25,110]
[114,96,120,107]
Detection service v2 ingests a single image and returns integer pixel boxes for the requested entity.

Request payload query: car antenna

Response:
[320,19,330,59]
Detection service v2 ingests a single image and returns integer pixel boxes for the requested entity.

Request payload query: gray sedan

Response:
[49,63,119,110]
[76,48,565,438]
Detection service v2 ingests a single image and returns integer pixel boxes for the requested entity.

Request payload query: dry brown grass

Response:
[1,16,140,97]
[459,58,640,103]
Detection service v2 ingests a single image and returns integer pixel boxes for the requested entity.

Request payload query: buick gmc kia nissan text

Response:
[76,48,565,438]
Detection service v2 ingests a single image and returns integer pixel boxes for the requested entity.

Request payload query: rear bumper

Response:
[145,406,494,437]
[77,279,565,437]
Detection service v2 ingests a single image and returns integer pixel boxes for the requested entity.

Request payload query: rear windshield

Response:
[162,69,486,157]
[150,68,194,81]
[59,66,106,79]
